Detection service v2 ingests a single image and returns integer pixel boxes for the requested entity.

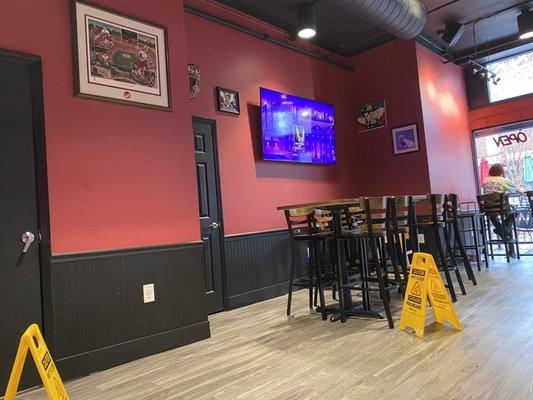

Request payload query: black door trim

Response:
[192,116,228,310]
[0,49,53,345]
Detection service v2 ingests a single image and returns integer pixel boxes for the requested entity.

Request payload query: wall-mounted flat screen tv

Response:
[260,87,336,164]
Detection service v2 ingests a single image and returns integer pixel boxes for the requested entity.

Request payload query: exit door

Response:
[192,118,225,314]
[0,49,50,389]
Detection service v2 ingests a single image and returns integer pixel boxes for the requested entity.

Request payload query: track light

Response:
[470,60,500,85]
[518,9,533,39]
[297,3,317,39]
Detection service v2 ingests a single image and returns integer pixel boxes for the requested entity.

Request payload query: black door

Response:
[0,50,49,389]
[193,118,224,314]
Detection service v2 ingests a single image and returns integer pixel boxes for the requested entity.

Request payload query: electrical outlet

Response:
[417,233,426,244]
[143,283,155,303]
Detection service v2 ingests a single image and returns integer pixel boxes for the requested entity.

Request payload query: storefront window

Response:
[487,50,533,103]
[474,120,533,254]
[474,120,533,192]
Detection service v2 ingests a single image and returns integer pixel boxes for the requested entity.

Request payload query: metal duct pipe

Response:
[331,0,428,40]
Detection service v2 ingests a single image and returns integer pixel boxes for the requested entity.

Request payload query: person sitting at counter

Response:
[482,163,518,257]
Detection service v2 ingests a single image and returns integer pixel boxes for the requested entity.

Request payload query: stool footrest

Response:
[342,281,400,292]
[292,276,328,287]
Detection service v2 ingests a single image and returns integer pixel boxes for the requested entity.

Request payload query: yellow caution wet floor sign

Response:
[4,324,68,400]
[399,252,462,338]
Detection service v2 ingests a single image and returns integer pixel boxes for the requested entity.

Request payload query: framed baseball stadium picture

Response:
[71,0,171,110]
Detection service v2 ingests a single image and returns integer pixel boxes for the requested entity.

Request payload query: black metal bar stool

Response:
[455,202,489,271]
[339,197,404,328]
[409,194,466,302]
[446,194,477,286]
[477,193,520,263]
[389,195,412,289]
[284,207,331,320]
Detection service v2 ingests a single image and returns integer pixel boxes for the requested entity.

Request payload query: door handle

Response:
[21,231,35,253]
[210,222,220,229]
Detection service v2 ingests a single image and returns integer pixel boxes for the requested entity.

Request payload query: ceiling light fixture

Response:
[470,60,500,85]
[297,3,317,39]
[518,9,533,39]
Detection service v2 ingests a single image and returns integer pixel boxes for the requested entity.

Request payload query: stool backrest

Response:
[284,208,315,238]
[415,194,446,222]
[360,196,389,234]
[311,202,361,237]
[314,208,335,233]
[477,192,509,215]
[390,195,410,228]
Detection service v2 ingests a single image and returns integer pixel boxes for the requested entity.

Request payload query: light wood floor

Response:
[16,257,533,400]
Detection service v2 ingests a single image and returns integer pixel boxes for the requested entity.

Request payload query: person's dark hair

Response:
[489,164,505,177]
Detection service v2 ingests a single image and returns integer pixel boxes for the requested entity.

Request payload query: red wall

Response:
[185,12,358,235]
[2,0,493,251]
[349,40,431,196]
[1,0,200,254]
[469,96,533,131]
[416,43,477,201]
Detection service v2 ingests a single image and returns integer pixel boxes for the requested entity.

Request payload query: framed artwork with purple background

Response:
[391,124,419,155]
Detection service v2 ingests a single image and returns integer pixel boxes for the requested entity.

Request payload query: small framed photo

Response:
[356,100,387,132]
[216,87,240,115]
[392,124,419,155]
[71,0,171,110]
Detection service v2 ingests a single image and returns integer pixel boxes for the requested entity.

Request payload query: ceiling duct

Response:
[331,0,428,40]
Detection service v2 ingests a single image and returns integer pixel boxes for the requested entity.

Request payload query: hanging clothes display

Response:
[524,154,533,183]
[479,158,490,185]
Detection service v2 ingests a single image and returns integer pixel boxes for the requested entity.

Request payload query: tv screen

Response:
[260,87,336,164]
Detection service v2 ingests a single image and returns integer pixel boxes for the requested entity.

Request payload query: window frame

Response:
[472,118,533,194]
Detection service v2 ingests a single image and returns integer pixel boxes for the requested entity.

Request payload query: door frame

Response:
[192,116,228,310]
[470,129,481,195]
[0,49,53,343]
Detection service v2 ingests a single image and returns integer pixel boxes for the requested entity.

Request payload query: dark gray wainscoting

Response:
[224,230,307,309]
[50,243,210,381]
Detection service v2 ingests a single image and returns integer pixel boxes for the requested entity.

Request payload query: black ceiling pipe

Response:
[331,0,429,39]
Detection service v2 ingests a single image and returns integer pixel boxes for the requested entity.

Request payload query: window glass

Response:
[487,50,533,103]
[473,120,533,254]
[474,120,533,192]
